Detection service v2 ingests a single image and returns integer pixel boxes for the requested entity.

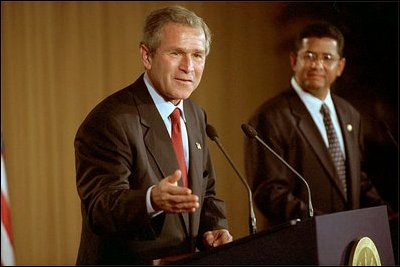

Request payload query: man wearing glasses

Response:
[244,22,391,229]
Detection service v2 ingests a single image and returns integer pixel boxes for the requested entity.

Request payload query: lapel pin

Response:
[346,124,353,132]
[196,142,202,150]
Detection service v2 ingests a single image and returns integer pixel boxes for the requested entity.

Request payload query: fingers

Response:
[167,170,182,186]
[203,231,215,248]
[163,194,199,213]
[162,170,192,195]
[203,230,233,248]
[151,170,200,213]
[166,198,199,213]
[218,230,233,244]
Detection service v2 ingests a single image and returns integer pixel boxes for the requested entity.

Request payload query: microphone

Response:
[241,123,314,218]
[206,124,257,235]
[379,120,398,151]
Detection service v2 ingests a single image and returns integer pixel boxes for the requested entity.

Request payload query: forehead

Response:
[300,37,339,54]
[160,23,205,44]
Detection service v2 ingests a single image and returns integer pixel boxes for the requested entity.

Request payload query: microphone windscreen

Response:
[241,124,258,138]
[206,124,219,141]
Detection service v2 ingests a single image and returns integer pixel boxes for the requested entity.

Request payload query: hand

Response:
[203,229,233,249]
[151,170,199,213]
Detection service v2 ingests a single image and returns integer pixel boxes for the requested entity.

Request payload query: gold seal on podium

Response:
[349,236,381,266]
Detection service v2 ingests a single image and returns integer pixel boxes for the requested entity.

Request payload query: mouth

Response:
[307,71,324,78]
[307,73,325,81]
[175,77,193,84]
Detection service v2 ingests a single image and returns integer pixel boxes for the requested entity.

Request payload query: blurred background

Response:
[1,1,398,265]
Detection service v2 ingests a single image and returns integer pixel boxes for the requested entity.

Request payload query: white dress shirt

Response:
[143,72,190,215]
[291,77,346,157]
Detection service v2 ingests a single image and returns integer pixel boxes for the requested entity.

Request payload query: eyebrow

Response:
[169,47,206,54]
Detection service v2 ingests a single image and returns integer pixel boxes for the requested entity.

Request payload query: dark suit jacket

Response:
[74,74,228,265]
[244,88,386,228]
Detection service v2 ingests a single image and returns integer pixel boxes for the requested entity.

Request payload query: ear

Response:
[289,52,298,70]
[336,57,346,77]
[140,43,152,70]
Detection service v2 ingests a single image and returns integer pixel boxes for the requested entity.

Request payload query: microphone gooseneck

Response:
[241,123,314,218]
[206,124,257,235]
[379,121,399,151]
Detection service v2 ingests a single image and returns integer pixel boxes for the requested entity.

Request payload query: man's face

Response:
[290,37,346,99]
[141,22,206,105]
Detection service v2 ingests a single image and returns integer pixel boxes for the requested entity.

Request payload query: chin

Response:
[179,87,195,98]
[306,81,325,90]
[181,93,193,100]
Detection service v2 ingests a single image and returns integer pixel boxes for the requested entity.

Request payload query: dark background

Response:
[275,1,398,210]
[275,2,398,263]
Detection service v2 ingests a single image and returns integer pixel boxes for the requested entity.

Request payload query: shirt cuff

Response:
[146,185,163,217]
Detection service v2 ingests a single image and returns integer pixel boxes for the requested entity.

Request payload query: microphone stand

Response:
[242,124,314,218]
[206,124,257,235]
[212,138,257,235]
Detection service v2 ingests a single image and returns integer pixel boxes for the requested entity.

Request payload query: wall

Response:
[1,2,289,265]
[2,1,397,265]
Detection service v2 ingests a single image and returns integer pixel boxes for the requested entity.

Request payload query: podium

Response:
[175,206,394,265]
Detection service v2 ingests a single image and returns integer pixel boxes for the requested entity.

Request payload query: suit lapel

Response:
[184,101,203,239]
[133,78,191,235]
[333,97,357,202]
[289,92,347,200]
[134,85,178,180]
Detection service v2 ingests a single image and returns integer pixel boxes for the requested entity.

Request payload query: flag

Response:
[1,135,15,266]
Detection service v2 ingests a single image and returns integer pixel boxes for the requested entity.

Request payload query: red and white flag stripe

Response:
[1,140,15,266]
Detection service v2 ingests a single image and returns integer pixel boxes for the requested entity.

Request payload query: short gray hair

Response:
[141,6,212,55]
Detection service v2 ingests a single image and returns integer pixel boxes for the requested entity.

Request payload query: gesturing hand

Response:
[151,170,199,213]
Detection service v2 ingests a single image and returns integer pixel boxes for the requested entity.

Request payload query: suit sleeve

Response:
[75,109,160,240]
[244,110,308,228]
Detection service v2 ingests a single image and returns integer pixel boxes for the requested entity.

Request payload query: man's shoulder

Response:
[107,75,146,100]
[78,76,145,125]
[93,75,146,108]
[254,88,295,113]
[332,94,360,115]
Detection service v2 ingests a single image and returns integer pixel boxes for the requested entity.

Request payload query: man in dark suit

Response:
[74,6,232,265]
[244,22,389,229]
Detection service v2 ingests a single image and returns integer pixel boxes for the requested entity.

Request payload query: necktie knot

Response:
[170,108,181,123]
[320,103,330,116]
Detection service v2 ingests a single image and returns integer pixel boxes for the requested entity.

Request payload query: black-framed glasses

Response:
[299,51,340,68]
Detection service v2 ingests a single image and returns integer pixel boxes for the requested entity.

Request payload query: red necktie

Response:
[170,108,188,187]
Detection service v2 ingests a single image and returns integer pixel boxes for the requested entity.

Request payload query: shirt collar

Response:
[143,72,186,122]
[291,76,335,113]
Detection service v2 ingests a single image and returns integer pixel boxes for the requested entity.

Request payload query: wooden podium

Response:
[174,206,394,265]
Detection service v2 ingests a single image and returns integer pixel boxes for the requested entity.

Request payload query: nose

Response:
[311,58,324,69]
[179,55,194,73]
